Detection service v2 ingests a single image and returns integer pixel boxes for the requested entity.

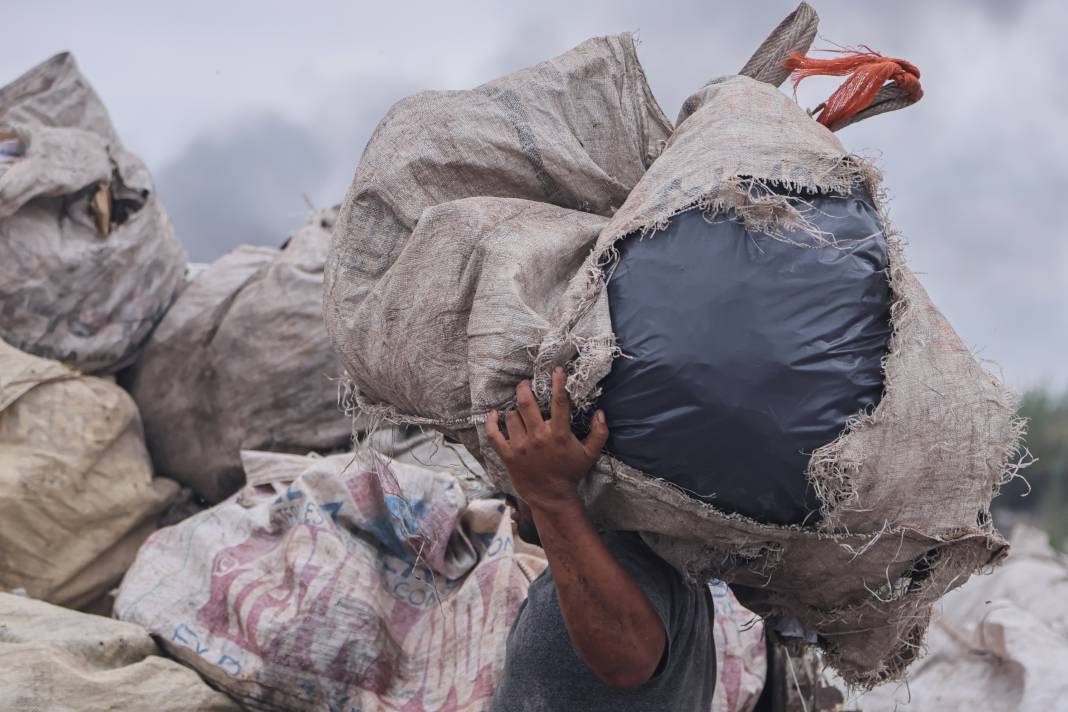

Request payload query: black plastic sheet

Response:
[598,186,891,525]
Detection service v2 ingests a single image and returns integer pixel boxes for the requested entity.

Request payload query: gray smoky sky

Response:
[3,0,1065,390]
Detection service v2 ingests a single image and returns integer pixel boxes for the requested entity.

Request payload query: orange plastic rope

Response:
[783,49,923,129]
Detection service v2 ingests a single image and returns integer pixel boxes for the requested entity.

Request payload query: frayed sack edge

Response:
[525,154,1028,688]
[530,154,886,412]
[592,454,1011,688]
[804,201,1031,537]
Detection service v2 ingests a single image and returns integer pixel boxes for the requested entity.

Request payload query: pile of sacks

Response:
[323,0,1024,686]
[0,51,355,609]
[0,2,1030,709]
[0,46,770,712]
[2,50,527,712]
[0,52,187,610]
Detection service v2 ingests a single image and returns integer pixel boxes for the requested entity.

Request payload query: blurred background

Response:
[3,0,1064,543]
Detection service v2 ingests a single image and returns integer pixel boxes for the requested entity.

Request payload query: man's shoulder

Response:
[600,531,710,615]
[600,531,686,584]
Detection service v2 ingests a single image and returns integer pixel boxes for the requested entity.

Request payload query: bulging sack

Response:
[116,448,544,712]
[128,208,351,503]
[0,338,178,610]
[0,53,185,373]
[325,8,1022,685]
[324,34,669,434]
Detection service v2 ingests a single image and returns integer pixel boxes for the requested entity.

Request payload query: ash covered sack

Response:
[598,183,891,526]
[324,3,1023,685]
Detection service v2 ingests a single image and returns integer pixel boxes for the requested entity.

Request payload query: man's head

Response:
[506,495,541,547]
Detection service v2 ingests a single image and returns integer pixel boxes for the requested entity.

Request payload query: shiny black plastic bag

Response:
[598,186,891,525]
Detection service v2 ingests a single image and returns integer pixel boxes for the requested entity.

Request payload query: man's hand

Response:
[485,367,666,690]
[486,367,609,513]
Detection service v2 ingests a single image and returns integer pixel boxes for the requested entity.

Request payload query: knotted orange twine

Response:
[783,48,923,130]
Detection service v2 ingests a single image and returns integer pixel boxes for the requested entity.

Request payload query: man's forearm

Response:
[482,372,657,686]
[531,499,666,689]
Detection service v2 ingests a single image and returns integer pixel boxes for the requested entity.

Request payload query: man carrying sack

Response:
[488,369,716,711]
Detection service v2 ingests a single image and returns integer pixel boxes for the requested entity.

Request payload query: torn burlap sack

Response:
[324,12,1023,686]
[128,208,352,503]
[0,53,185,373]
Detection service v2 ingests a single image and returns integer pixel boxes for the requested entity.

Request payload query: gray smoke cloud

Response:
[2,0,1065,389]
[156,114,329,261]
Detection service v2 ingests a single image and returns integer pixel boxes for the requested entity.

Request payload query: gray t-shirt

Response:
[491,531,715,711]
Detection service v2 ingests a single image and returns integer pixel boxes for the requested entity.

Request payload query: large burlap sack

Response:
[128,208,351,503]
[0,592,241,712]
[0,53,185,373]
[0,338,178,610]
[324,8,1023,685]
[116,448,545,711]
[324,33,670,432]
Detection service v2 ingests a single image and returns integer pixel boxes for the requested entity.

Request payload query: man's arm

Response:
[485,368,667,689]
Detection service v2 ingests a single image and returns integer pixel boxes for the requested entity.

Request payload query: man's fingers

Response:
[549,367,571,432]
[485,410,510,456]
[515,380,544,432]
[505,408,526,440]
[582,409,610,459]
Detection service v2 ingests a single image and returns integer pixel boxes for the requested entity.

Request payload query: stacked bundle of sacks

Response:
[323,1,1023,686]
[0,51,243,705]
[0,51,354,603]
[0,51,396,708]
[3,47,733,712]
[1,3,1025,707]
[0,52,186,611]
